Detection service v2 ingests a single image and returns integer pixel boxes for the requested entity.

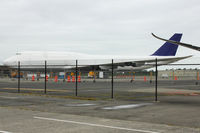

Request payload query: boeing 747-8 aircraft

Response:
[3,34,191,71]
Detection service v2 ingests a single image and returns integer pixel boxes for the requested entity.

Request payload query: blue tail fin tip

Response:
[151,33,182,56]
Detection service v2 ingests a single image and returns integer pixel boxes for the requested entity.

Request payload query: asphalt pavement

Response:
[0,79,200,132]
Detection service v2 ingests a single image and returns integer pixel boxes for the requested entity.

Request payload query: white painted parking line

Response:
[102,103,153,110]
[34,116,159,133]
[0,131,12,133]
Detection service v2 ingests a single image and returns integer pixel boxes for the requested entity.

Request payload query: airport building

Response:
[158,69,200,80]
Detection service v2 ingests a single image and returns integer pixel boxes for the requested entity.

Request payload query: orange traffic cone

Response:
[78,75,81,82]
[54,75,58,82]
[72,76,75,82]
[67,76,71,82]
[132,75,135,81]
[46,75,48,81]
[32,75,35,81]
[144,76,146,82]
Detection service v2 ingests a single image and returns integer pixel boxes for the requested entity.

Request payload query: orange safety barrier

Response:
[144,76,146,81]
[54,75,58,82]
[72,76,75,82]
[67,76,71,82]
[78,75,81,82]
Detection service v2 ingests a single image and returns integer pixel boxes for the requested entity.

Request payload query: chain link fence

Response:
[0,59,200,101]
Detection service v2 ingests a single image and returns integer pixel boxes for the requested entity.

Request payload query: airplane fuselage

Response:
[3,51,191,71]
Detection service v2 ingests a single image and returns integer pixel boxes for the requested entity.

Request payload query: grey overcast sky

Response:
[1,0,200,65]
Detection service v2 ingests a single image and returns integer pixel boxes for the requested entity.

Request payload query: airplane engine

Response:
[134,62,145,67]
[99,65,113,70]
[125,62,145,67]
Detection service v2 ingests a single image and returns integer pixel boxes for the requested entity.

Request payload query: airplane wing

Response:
[133,55,192,64]
[76,55,192,71]
[6,55,191,71]
[152,33,200,51]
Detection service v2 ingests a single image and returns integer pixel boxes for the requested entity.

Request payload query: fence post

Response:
[44,60,47,94]
[93,69,96,83]
[111,59,114,99]
[75,60,78,96]
[18,61,20,93]
[196,71,199,85]
[155,58,158,101]
[150,71,152,84]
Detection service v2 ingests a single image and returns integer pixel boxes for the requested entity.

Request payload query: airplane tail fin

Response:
[151,33,182,56]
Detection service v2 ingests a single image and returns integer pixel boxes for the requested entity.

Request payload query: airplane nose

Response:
[3,59,10,66]
[3,56,18,66]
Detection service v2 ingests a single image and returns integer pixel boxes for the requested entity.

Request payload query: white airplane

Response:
[3,34,192,71]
